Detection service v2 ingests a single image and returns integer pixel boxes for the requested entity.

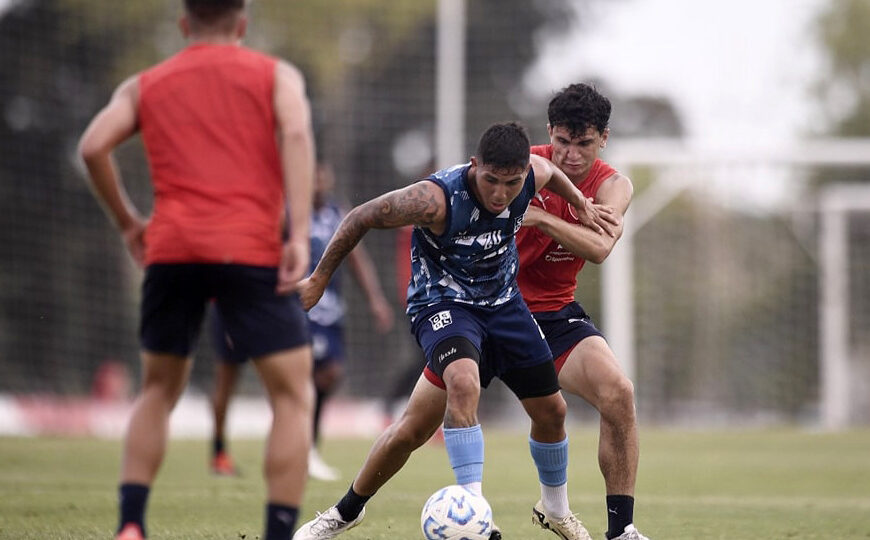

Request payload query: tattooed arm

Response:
[298,180,446,310]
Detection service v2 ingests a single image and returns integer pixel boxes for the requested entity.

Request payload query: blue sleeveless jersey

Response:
[406,163,535,318]
[308,200,345,326]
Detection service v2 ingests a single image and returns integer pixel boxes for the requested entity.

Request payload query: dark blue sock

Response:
[606,494,634,539]
[335,484,371,521]
[264,502,299,540]
[118,483,149,536]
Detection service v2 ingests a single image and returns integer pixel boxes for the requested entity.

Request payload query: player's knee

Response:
[599,376,636,419]
[546,393,568,425]
[443,367,480,402]
[314,364,343,392]
[529,392,567,432]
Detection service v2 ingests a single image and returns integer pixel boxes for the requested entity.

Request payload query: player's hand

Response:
[574,197,617,237]
[594,202,621,229]
[521,205,547,228]
[277,239,310,294]
[121,217,148,268]
[297,275,325,311]
[369,297,394,333]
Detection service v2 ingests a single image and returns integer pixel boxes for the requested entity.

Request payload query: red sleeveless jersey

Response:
[516,144,617,312]
[138,44,283,265]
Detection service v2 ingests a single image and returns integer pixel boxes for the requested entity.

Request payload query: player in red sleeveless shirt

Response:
[78,2,315,539]
[515,84,647,540]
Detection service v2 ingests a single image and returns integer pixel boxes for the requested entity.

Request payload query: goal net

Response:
[600,139,870,428]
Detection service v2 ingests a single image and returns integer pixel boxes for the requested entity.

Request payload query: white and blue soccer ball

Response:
[420,484,493,540]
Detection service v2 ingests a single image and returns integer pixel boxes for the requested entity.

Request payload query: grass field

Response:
[1,427,869,539]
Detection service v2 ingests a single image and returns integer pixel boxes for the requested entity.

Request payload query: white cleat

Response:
[607,524,649,540]
[308,448,341,482]
[532,500,592,540]
[292,506,365,539]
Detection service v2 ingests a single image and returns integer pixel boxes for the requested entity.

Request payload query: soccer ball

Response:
[420,484,493,540]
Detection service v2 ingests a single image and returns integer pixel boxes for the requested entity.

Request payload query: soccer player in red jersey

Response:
[78,1,315,539]
[516,83,647,540]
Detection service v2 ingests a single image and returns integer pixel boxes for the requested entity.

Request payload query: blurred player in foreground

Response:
[78,1,315,538]
[291,84,647,540]
[517,83,647,540]
[293,122,617,540]
[209,160,394,480]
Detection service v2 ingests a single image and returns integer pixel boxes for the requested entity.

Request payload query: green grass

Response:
[2,428,870,539]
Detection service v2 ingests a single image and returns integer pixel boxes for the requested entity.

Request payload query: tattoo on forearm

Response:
[314,183,441,280]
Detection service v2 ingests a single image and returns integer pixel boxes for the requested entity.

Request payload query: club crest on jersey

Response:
[429,310,453,331]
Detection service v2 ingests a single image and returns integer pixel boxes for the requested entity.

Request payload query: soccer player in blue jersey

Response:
[294,122,617,540]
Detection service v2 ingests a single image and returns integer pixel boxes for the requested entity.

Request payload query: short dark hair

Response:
[184,0,245,26]
[547,83,611,138]
[476,122,530,171]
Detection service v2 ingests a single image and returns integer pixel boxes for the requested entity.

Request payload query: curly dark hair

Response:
[184,0,245,26]
[476,122,531,170]
[547,83,611,138]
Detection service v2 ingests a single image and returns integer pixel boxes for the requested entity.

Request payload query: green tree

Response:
[816,0,870,137]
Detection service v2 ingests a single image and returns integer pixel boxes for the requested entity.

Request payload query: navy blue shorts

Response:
[140,264,310,358]
[532,302,605,371]
[412,295,554,394]
[310,322,344,366]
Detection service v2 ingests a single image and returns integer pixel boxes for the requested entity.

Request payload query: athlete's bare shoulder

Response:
[275,60,305,86]
[597,171,633,214]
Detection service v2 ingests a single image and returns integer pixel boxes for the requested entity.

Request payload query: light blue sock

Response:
[529,436,568,487]
[443,425,484,485]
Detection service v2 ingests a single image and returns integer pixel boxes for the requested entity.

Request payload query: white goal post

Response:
[819,183,870,429]
[605,138,870,429]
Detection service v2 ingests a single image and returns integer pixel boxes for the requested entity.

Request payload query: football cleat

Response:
[489,521,502,539]
[292,505,365,539]
[608,524,649,540]
[115,523,144,540]
[532,500,592,540]
[210,451,239,476]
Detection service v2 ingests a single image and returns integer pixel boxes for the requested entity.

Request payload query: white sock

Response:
[463,481,483,497]
[541,483,570,519]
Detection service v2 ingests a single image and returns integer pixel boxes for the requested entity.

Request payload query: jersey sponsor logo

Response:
[545,250,575,262]
[475,230,503,249]
[429,310,453,331]
[513,216,523,234]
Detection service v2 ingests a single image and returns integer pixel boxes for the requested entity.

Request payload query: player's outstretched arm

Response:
[78,75,147,266]
[524,172,633,263]
[274,61,316,294]
[529,154,618,237]
[299,181,446,310]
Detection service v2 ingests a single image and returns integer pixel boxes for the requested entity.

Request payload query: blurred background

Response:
[1,0,868,435]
